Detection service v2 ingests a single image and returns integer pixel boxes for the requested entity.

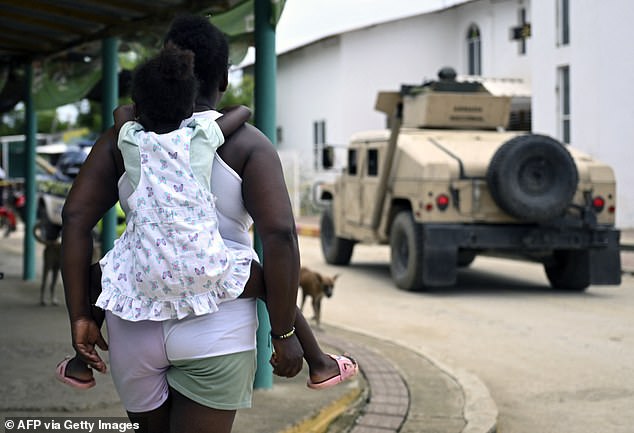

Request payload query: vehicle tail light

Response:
[436,194,450,211]
[591,196,605,212]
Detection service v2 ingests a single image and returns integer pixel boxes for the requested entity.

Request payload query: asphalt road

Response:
[297,235,634,433]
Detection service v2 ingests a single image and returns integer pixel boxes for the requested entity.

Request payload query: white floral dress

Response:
[96,120,252,321]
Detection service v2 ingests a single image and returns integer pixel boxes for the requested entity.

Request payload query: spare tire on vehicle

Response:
[486,134,578,222]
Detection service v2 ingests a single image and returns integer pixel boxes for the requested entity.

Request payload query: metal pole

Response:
[22,62,36,280]
[253,0,277,389]
[100,37,119,253]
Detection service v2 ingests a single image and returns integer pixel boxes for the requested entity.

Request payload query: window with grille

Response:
[557,0,570,46]
[313,120,326,170]
[467,25,481,75]
[557,65,571,144]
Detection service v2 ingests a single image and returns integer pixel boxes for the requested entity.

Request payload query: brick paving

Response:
[318,333,410,433]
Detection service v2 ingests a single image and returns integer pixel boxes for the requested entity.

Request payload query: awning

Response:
[0,0,285,112]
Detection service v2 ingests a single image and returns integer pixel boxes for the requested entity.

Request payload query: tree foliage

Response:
[0,107,70,135]
[0,73,254,136]
[219,74,254,112]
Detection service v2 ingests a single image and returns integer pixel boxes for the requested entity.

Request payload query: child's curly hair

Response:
[132,45,198,128]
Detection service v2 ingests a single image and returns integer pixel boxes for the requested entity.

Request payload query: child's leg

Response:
[241,261,357,386]
[89,262,105,326]
[239,261,266,298]
[57,263,104,387]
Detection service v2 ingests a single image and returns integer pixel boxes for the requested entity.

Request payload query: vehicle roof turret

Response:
[376,67,512,130]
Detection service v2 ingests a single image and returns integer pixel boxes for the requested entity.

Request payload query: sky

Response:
[275,0,469,53]
[235,0,469,67]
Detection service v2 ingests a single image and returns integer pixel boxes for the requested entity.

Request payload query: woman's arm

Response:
[231,124,304,378]
[61,127,121,372]
[113,104,136,135]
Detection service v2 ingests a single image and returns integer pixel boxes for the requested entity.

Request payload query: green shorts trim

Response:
[166,350,256,410]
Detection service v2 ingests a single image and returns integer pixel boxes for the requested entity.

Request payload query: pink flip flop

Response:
[307,354,359,390]
[55,357,96,390]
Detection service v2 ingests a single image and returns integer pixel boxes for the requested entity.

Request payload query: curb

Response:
[380,334,498,433]
[445,366,498,433]
[296,223,320,238]
[292,224,498,433]
[334,326,498,433]
[301,326,498,433]
[279,387,363,433]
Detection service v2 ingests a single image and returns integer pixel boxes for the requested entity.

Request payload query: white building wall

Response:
[277,0,530,167]
[454,0,532,79]
[276,37,343,162]
[531,0,634,227]
[275,37,347,213]
[530,0,561,137]
[337,11,459,143]
[273,0,634,226]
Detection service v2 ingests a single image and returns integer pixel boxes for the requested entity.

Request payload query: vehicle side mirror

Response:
[322,145,334,169]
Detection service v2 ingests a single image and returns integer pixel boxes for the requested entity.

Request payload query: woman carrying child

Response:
[60,15,356,433]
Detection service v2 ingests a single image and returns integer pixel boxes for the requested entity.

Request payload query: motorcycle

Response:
[0,183,26,237]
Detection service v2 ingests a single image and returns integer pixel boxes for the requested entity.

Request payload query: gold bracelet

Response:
[271,327,295,340]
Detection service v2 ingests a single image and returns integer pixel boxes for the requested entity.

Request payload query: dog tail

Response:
[33,221,60,246]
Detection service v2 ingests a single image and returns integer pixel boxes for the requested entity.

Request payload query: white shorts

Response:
[104,299,257,412]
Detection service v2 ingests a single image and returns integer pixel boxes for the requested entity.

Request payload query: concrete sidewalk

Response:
[0,226,496,433]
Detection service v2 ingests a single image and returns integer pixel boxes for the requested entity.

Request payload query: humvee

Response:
[317,67,621,291]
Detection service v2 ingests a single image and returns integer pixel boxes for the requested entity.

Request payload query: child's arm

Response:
[217,105,251,138]
[112,104,136,136]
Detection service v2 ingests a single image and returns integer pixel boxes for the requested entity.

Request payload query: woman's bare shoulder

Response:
[217,123,276,175]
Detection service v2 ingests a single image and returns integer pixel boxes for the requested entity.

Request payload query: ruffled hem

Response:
[96,254,252,322]
[96,288,225,321]
[98,229,253,321]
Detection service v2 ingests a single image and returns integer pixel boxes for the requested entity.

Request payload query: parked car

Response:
[36,143,125,240]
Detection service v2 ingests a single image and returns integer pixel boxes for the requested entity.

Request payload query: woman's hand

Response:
[71,317,108,374]
[270,336,304,378]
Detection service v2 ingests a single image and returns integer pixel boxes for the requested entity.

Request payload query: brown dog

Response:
[33,222,62,306]
[299,267,339,328]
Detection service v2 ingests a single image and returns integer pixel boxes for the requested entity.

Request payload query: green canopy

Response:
[0,1,286,113]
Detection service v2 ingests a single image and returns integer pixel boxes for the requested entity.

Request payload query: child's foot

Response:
[307,354,358,390]
[55,356,96,389]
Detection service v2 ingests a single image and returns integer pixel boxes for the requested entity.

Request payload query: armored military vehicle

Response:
[318,67,621,291]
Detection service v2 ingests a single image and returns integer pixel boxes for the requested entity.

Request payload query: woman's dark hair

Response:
[131,46,197,128]
[164,14,229,98]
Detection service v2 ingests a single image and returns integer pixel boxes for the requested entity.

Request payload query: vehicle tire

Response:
[487,134,578,222]
[544,250,591,291]
[390,211,425,291]
[320,206,354,265]
[457,250,476,267]
[37,203,61,241]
